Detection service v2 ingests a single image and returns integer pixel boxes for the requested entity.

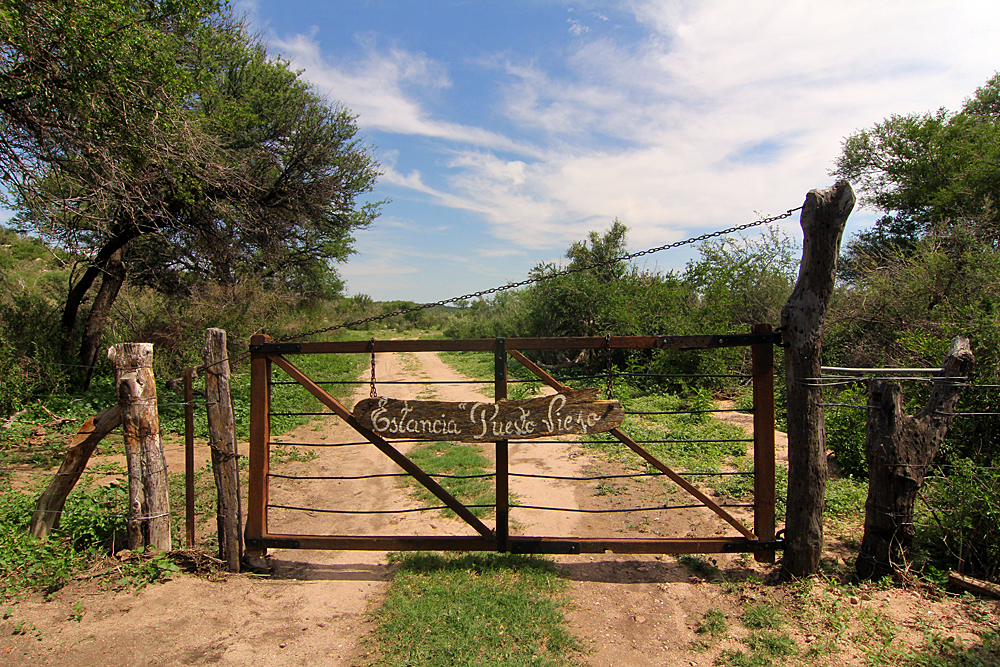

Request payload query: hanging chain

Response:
[369,338,377,398]
[605,334,614,399]
[274,206,802,343]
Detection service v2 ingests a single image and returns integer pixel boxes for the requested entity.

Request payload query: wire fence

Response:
[261,356,764,524]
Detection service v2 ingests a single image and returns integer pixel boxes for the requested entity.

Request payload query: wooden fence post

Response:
[780,180,855,577]
[204,328,242,571]
[109,343,171,551]
[857,337,973,579]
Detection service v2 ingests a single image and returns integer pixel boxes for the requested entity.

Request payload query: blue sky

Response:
[240,0,1000,303]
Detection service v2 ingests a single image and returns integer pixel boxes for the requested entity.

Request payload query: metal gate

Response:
[244,326,782,561]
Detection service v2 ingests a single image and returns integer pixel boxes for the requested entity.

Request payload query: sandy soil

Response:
[2,351,996,666]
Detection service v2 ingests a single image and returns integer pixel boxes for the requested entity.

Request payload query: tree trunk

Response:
[61,227,137,346]
[29,405,122,538]
[857,337,974,579]
[780,180,855,577]
[109,343,172,551]
[80,249,126,390]
[204,328,242,571]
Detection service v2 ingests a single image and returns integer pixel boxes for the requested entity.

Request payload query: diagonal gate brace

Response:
[508,350,757,541]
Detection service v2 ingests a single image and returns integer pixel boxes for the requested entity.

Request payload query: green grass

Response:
[742,601,783,630]
[894,630,1000,667]
[0,475,125,598]
[366,552,582,667]
[825,476,867,519]
[437,350,542,400]
[582,389,749,495]
[405,441,498,518]
[698,607,729,635]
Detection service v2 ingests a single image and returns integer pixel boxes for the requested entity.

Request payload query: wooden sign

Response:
[352,388,623,442]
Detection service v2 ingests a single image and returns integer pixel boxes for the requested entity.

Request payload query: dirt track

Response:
[1,351,992,666]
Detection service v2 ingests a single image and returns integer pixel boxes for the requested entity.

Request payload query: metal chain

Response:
[605,334,614,399]
[275,206,802,342]
[369,338,377,398]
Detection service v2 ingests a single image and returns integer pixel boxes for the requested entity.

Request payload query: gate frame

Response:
[244,325,781,561]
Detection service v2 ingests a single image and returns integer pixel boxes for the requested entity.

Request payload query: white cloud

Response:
[268,32,539,155]
[259,1,1000,300]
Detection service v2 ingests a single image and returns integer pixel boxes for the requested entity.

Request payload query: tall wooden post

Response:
[204,328,242,571]
[184,367,196,547]
[780,181,855,577]
[109,343,171,551]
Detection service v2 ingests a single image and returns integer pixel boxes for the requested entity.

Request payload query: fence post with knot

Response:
[109,343,171,551]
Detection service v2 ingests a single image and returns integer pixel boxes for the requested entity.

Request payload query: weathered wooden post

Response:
[204,328,242,571]
[780,180,855,577]
[29,405,121,538]
[857,337,973,579]
[109,343,171,551]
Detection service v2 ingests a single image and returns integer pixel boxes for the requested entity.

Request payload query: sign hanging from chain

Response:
[353,388,623,442]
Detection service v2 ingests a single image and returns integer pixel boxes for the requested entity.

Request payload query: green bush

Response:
[825,386,869,478]
[917,460,1000,582]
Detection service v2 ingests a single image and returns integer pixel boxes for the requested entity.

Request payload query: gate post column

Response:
[495,338,509,552]
[752,323,776,563]
[245,333,271,568]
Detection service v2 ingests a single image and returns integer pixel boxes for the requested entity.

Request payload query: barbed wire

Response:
[273,207,802,343]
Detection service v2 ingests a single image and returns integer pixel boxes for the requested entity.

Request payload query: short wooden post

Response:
[29,405,122,538]
[857,337,973,579]
[204,328,242,571]
[780,181,855,577]
[109,343,171,551]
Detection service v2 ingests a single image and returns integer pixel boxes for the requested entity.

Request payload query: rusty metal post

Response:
[495,338,509,552]
[184,367,196,547]
[245,334,271,568]
[751,323,776,563]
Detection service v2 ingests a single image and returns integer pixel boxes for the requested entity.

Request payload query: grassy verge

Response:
[364,552,582,667]
[0,330,370,599]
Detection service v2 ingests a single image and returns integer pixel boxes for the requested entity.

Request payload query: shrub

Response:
[825,385,869,478]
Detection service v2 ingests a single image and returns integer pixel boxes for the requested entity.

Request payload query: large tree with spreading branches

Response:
[1,1,380,386]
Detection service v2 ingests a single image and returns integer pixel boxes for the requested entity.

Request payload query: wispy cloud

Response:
[270,32,540,155]
[256,0,1000,300]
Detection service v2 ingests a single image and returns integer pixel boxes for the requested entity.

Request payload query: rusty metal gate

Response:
[244,326,782,561]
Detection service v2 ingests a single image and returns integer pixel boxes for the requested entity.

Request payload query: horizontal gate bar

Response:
[511,537,785,555]
[250,333,782,355]
[246,534,783,554]
[247,534,498,551]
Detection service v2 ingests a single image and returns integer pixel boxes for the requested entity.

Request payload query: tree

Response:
[2,3,380,386]
[833,72,1000,275]
[0,0,222,215]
